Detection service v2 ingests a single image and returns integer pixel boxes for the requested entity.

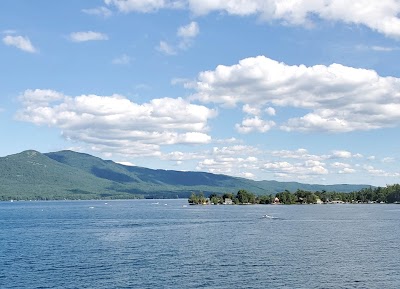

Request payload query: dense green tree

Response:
[386,184,400,203]
[236,189,256,204]
[188,192,199,204]
[188,192,207,204]
[257,195,273,204]
[276,190,296,204]
[222,192,234,201]
[210,195,222,204]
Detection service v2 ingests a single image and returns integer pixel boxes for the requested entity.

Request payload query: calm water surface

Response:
[0,200,399,288]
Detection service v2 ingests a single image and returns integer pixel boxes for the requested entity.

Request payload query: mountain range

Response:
[0,150,371,200]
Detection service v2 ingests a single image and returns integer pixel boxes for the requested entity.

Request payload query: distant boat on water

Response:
[262,214,278,219]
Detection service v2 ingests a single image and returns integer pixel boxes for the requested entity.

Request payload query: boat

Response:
[262,214,277,219]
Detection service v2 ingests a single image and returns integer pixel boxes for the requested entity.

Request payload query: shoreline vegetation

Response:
[188,184,400,205]
[2,184,399,204]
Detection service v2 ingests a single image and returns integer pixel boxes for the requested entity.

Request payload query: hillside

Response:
[0,150,371,200]
[0,150,136,200]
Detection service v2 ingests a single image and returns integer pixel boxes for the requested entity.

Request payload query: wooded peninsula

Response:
[188,184,400,205]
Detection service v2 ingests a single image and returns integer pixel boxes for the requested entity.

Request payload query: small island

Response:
[188,184,400,205]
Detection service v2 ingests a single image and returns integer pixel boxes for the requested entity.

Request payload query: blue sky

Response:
[1,0,400,186]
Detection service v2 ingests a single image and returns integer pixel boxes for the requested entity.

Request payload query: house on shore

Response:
[330,200,345,204]
[223,198,233,205]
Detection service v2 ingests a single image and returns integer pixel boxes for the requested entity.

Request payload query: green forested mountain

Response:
[0,150,130,200]
[0,150,371,200]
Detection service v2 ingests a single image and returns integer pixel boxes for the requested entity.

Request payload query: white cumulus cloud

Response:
[363,165,400,178]
[105,0,400,39]
[187,0,400,39]
[157,40,176,55]
[2,35,37,53]
[331,162,351,168]
[263,160,329,176]
[105,0,172,13]
[235,117,275,133]
[243,104,261,116]
[188,55,400,133]
[19,89,65,105]
[271,148,325,161]
[177,144,399,183]
[82,6,113,17]
[158,21,200,54]
[382,157,395,163]
[16,89,217,156]
[177,21,199,50]
[69,31,109,42]
[265,107,276,116]
[177,21,199,38]
[339,168,356,174]
[330,150,353,159]
[161,151,204,161]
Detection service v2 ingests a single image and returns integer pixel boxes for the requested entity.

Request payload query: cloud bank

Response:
[17,89,217,156]
[105,0,400,38]
[188,55,400,133]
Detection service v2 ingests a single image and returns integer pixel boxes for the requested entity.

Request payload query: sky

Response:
[1,0,400,186]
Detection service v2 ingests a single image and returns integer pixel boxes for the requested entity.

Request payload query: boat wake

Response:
[261,214,279,220]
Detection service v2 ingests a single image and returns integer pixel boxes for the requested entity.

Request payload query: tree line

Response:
[315,184,400,204]
[188,184,400,205]
[189,190,265,205]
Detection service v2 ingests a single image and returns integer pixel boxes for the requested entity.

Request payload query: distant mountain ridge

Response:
[0,150,371,200]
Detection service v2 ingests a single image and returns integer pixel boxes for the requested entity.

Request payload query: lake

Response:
[0,199,399,288]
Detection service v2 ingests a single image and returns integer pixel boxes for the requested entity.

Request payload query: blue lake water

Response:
[1,199,399,288]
